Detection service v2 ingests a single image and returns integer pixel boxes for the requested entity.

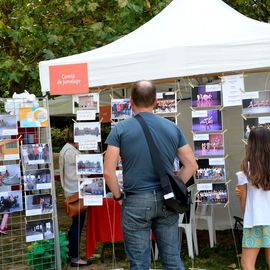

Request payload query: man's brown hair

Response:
[131,80,156,107]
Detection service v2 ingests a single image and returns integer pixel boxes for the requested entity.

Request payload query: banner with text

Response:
[49,63,89,95]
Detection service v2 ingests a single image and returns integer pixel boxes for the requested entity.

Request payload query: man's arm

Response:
[176,144,198,183]
[103,145,122,199]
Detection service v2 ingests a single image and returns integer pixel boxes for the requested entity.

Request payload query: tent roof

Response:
[39,0,270,93]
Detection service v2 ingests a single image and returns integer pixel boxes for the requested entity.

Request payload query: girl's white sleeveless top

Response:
[236,171,270,228]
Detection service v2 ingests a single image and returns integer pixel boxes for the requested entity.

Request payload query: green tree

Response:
[224,0,270,22]
[0,0,171,98]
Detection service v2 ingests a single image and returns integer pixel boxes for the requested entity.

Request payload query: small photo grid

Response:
[154,92,177,114]
[0,114,18,136]
[242,90,270,115]
[0,190,23,214]
[243,116,270,139]
[196,182,228,206]
[25,194,53,216]
[19,107,48,127]
[23,168,51,191]
[0,139,20,161]
[73,93,100,114]
[74,122,101,143]
[191,84,222,108]
[111,99,132,120]
[76,154,103,175]
[193,133,224,157]
[0,164,21,187]
[79,178,105,197]
[21,144,50,165]
[192,109,222,132]
[195,158,226,181]
[26,219,54,242]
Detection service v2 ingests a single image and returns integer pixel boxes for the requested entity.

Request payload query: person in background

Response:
[236,127,270,270]
[59,126,90,268]
[104,80,198,270]
[0,213,9,234]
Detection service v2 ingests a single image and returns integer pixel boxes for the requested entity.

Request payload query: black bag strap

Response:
[135,114,173,194]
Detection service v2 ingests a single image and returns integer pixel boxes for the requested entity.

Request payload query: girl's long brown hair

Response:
[241,127,270,190]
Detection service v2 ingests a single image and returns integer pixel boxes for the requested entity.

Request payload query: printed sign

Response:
[49,63,89,95]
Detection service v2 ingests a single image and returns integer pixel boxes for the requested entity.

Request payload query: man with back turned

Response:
[104,80,198,270]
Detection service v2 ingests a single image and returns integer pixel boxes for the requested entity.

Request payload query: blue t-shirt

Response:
[105,112,187,192]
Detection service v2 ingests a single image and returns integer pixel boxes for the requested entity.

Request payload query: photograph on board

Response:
[191,84,222,108]
[192,109,222,132]
[243,116,270,139]
[0,190,23,214]
[79,178,105,197]
[111,99,132,120]
[0,164,21,187]
[23,168,51,191]
[25,194,53,216]
[76,154,103,175]
[193,133,224,157]
[0,139,20,161]
[26,219,54,242]
[154,92,177,114]
[0,114,18,136]
[74,122,101,143]
[242,90,270,115]
[21,144,50,165]
[196,182,228,206]
[195,158,226,181]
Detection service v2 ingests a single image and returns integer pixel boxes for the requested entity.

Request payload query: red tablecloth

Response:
[86,198,123,258]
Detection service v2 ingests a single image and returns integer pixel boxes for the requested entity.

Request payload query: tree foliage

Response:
[0,0,269,98]
[0,0,171,97]
[224,0,270,22]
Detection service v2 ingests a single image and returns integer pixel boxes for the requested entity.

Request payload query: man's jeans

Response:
[121,189,185,270]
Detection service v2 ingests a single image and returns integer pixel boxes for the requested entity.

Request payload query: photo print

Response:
[195,158,226,181]
[243,116,270,139]
[23,168,51,191]
[76,154,103,175]
[111,99,132,120]
[25,194,53,216]
[193,133,224,157]
[0,190,23,214]
[74,122,101,143]
[73,93,99,113]
[19,107,48,127]
[191,84,222,108]
[115,170,123,191]
[21,144,50,165]
[0,139,20,161]
[79,178,105,197]
[192,109,222,132]
[154,92,177,114]
[0,164,21,187]
[26,219,54,242]
[242,90,270,115]
[196,182,228,206]
[0,115,18,136]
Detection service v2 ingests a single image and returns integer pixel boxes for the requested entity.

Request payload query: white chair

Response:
[194,204,216,248]
[178,184,198,258]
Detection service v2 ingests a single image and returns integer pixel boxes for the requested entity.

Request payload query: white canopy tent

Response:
[42,0,270,231]
[39,0,270,93]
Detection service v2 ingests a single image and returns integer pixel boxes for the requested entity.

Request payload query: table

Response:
[86,198,123,258]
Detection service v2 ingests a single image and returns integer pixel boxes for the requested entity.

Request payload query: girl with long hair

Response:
[236,127,270,270]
